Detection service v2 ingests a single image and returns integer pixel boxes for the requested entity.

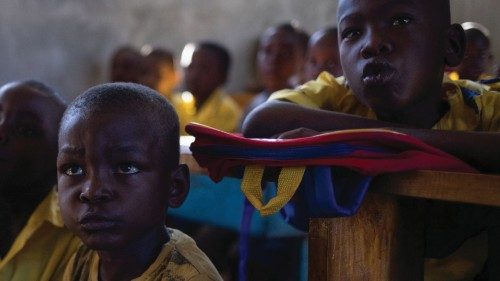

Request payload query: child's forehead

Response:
[1,86,53,112]
[62,110,157,145]
[261,28,295,45]
[338,0,437,18]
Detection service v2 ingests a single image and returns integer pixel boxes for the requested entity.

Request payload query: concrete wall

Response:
[0,0,497,101]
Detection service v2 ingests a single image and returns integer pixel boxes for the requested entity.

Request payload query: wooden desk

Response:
[180,143,500,281]
[309,171,500,281]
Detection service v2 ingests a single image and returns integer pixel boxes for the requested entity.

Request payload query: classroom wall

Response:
[0,0,497,101]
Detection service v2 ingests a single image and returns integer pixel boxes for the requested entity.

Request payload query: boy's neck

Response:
[377,89,447,128]
[98,225,169,281]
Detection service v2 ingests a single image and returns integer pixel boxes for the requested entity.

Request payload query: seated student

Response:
[449,22,492,81]
[243,23,302,118]
[109,46,144,83]
[304,26,343,81]
[57,83,222,281]
[243,0,500,279]
[140,46,180,100]
[0,80,81,281]
[173,41,242,134]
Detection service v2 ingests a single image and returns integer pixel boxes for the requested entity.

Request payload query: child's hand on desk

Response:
[274,127,319,139]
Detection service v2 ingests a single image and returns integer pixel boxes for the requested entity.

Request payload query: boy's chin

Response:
[81,233,124,252]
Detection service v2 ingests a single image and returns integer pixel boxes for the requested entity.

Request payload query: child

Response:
[140,47,179,100]
[57,83,222,281]
[243,0,500,279]
[244,23,302,118]
[451,22,492,81]
[0,80,80,281]
[304,26,342,81]
[174,41,242,134]
[109,46,144,83]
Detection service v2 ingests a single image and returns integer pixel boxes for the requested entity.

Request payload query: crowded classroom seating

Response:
[1,0,500,280]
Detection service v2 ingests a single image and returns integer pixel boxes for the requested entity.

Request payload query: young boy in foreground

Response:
[243,0,499,279]
[57,83,222,281]
[0,80,80,281]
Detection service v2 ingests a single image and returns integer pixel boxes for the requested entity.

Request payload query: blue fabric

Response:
[190,143,390,160]
[168,175,303,236]
[239,199,254,281]
[281,167,373,231]
[460,86,480,113]
[479,77,500,84]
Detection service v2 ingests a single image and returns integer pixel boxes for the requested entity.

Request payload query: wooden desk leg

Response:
[309,193,425,281]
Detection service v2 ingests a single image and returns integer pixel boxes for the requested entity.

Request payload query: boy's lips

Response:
[362,61,396,87]
[79,213,120,231]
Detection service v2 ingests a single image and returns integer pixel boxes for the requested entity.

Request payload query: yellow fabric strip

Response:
[241,165,306,216]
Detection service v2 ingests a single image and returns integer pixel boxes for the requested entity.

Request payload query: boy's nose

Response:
[360,28,393,59]
[79,177,114,204]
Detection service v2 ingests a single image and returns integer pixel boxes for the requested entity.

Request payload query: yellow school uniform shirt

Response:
[269,71,500,131]
[63,228,222,281]
[0,189,81,281]
[172,89,242,135]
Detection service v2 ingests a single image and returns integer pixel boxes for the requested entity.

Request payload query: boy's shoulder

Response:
[441,78,500,132]
[64,229,222,281]
[162,228,222,281]
[269,71,349,105]
[269,71,374,117]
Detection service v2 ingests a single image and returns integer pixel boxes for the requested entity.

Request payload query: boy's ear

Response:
[444,23,466,67]
[167,164,190,208]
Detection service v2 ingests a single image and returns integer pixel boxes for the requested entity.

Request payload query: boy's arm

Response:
[242,100,500,173]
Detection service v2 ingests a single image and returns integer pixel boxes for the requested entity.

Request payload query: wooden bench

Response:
[180,138,500,280]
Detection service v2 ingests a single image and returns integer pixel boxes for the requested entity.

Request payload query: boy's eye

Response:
[341,29,361,40]
[63,165,84,176]
[115,164,140,174]
[391,15,413,26]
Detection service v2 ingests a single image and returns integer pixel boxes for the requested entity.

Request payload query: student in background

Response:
[304,26,343,81]
[174,41,242,134]
[243,0,500,279]
[243,23,302,119]
[140,46,180,100]
[0,80,80,281]
[109,46,144,83]
[449,22,491,81]
[57,83,222,281]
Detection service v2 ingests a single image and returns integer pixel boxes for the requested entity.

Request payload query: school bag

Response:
[186,122,476,231]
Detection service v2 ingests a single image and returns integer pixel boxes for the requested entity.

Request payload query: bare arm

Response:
[242,100,500,173]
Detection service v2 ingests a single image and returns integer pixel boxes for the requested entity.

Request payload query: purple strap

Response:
[239,198,254,281]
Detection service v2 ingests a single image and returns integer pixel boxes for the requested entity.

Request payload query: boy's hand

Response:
[274,127,320,139]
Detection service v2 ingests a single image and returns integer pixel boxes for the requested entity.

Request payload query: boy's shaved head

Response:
[61,83,180,169]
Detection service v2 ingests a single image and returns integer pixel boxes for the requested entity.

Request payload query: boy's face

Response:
[304,35,342,80]
[110,51,142,83]
[0,85,61,189]
[257,28,298,92]
[57,111,185,250]
[338,0,448,119]
[183,48,225,101]
[456,39,490,81]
